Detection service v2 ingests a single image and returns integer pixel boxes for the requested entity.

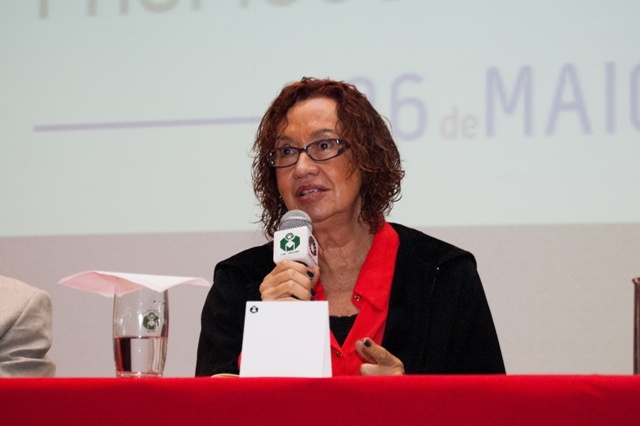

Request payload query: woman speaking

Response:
[196,77,505,376]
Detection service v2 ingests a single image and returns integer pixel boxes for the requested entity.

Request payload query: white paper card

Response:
[58,270,210,297]
[240,301,332,378]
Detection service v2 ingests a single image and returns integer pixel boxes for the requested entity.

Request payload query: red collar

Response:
[313,222,399,311]
[352,222,399,311]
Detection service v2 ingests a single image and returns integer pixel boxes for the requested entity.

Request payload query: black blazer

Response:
[196,223,505,376]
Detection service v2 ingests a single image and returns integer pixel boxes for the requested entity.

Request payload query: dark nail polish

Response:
[306,270,315,278]
[310,289,316,298]
[364,339,371,347]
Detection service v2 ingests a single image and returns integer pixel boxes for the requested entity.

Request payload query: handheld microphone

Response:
[272,210,318,266]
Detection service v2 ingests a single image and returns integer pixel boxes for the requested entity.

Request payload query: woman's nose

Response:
[292,150,318,176]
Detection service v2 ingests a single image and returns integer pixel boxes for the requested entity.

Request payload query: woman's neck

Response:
[315,219,374,299]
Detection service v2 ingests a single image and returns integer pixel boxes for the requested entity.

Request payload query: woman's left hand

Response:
[355,338,405,376]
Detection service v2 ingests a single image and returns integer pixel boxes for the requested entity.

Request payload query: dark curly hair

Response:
[252,77,404,238]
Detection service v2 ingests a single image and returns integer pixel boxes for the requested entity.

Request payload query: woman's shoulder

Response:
[215,242,274,274]
[389,223,475,267]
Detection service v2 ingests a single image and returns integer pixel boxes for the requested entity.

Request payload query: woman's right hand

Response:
[259,259,319,301]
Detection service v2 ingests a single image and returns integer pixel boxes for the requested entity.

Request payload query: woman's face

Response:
[275,97,362,232]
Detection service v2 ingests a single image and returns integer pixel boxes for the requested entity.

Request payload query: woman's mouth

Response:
[296,186,325,198]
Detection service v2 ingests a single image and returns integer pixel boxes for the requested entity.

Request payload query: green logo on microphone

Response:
[280,232,300,252]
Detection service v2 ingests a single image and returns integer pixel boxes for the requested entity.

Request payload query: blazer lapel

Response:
[382,226,440,372]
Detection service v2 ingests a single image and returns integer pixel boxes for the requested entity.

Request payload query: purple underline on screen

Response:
[33,116,261,132]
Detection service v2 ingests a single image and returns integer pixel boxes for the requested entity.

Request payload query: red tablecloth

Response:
[2,375,639,425]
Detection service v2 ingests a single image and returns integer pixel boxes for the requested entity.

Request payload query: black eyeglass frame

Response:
[266,138,350,168]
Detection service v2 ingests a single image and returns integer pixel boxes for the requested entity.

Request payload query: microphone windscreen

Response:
[279,210,313,232]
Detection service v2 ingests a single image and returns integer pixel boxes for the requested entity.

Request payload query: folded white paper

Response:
[58,270,210,297]
[240,301,332,378]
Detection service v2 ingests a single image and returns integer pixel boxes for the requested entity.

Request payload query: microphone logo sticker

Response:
[249,305,259,314]
[280,232,300,252]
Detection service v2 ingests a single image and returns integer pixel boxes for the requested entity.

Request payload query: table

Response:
[2,375,639,425]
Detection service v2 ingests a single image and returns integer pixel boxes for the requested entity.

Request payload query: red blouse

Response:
[312,222,400,376]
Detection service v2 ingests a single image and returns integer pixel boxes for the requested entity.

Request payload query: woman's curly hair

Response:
[252,77,404,238]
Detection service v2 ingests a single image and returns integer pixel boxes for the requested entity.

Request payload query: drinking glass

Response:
[113,288,169,377]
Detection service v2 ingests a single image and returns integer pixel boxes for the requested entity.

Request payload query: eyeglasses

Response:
[267,138,350,168]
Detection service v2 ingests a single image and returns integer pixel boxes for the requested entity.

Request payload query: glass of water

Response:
[113,288,169,377]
